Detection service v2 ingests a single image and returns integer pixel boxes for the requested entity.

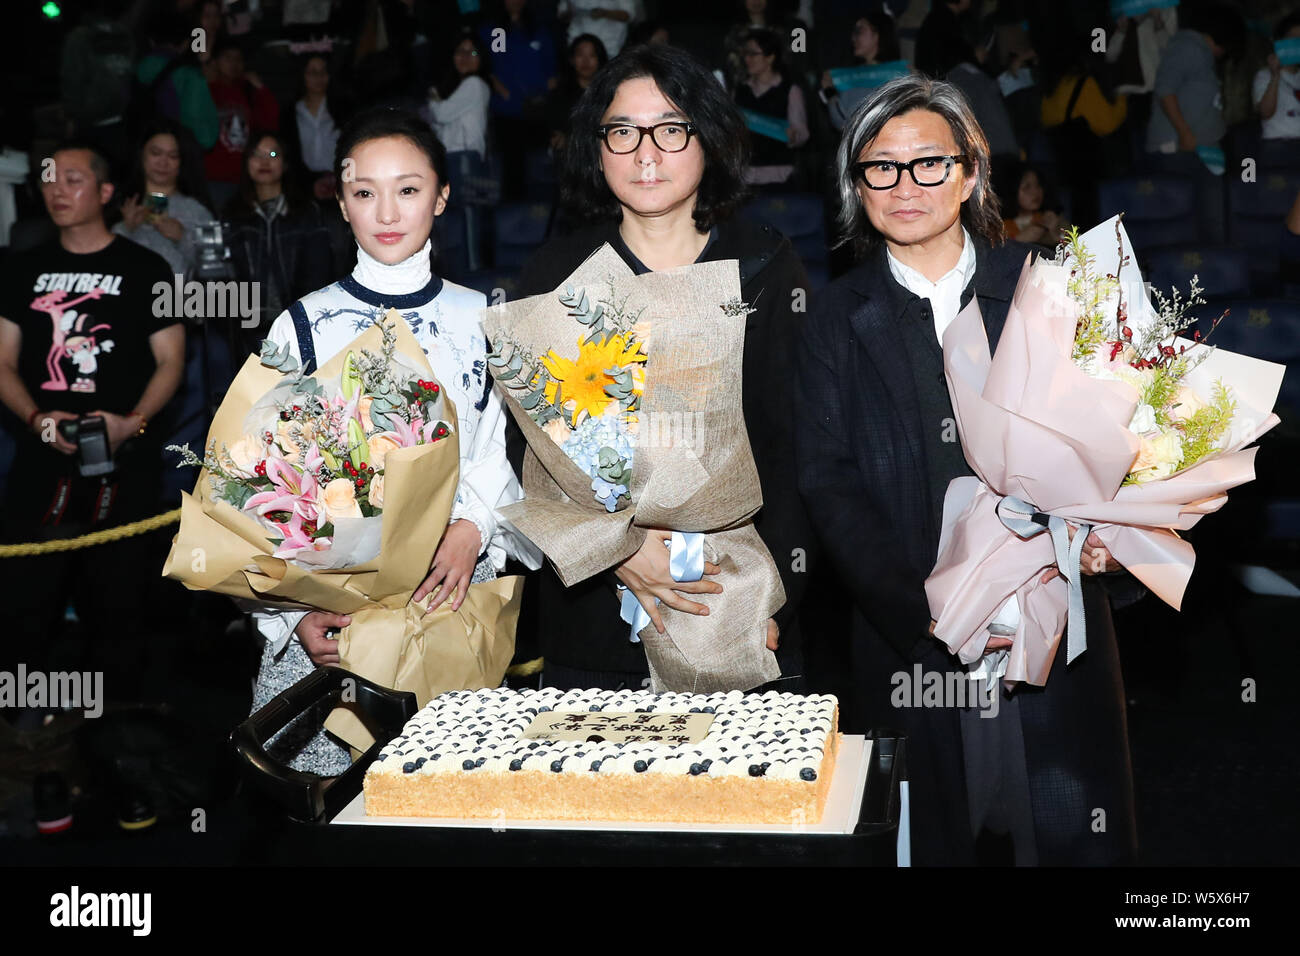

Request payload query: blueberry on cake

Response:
[363,687,841,824]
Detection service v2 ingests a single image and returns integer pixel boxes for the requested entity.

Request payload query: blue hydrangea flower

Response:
[562,414,635,512]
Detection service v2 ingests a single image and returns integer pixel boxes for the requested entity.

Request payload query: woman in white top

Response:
[249,107,538,774]
[111,119,214,279]
[423,30,493,271]
[1254,14,1300,145]
[294,54,342,200]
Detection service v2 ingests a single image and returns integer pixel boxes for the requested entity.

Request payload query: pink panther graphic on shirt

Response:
[29,288,113,392]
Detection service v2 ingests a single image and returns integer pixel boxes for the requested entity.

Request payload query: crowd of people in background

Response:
[1,0,1298,788]
[3,0,1291,299]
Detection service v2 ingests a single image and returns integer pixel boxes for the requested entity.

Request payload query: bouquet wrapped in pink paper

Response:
[925,216,1284,687]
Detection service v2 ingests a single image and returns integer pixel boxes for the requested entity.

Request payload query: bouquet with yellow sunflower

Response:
[483,244,784,694]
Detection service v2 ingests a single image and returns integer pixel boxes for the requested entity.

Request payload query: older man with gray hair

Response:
[796,74,1141,866]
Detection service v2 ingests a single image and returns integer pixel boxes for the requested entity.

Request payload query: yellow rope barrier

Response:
[0,508,181,558]
[506,656,544,678]
[3,517,546,677]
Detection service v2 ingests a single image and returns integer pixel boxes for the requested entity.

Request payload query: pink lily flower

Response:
[268,510,321,559]
[246,456,320,523]
[387,414,422,448]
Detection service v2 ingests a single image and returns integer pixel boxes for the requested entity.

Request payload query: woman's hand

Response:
[120,194,148,231]
[821,69,834,91]
[413,519,482,614]
[295,610,352,666]
[613,529,722,634]
[154,215,184,242]
[765,619,779,652]
[1177,127,1198,152]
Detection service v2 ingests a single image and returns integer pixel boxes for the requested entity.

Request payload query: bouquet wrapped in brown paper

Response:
[482,244,782,693]
[162,312,522,751]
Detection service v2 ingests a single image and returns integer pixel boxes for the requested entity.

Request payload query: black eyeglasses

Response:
[853,155,968,189]
[597,122,697,154]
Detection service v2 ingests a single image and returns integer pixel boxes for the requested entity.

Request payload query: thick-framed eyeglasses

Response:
[853,155,968,189]
[597,122,697,154]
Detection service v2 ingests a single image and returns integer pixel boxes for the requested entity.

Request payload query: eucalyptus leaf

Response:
[259,339,299,373]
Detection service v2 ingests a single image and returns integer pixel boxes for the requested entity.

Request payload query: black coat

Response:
[795,235,1139,865]
[512,218,817,682]
[223,201,340,347]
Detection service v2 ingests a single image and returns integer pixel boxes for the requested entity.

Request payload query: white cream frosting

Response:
[369,687,837,783]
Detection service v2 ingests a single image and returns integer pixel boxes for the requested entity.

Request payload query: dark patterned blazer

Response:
[795,233,1139,866]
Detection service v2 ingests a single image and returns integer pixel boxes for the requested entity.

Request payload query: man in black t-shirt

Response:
[0,143,184,694]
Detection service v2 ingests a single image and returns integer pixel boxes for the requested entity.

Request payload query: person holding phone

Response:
[112,119,215,279]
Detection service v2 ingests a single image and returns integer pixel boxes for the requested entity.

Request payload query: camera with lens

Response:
[193,220,233,283]
[56,415,115,477]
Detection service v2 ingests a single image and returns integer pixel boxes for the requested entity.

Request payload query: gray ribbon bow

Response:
[995,496,1090,665]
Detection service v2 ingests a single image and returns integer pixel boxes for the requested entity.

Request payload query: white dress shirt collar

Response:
[886,226,978,346]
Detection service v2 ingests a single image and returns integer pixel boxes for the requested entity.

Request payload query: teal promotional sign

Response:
[1110,0,1178,16]
[740,109,789,143]
[829,60,910,92]
[1197,145,1225,176]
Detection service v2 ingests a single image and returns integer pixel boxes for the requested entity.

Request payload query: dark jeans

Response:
[446,149,489,272]
[0,443,163,703]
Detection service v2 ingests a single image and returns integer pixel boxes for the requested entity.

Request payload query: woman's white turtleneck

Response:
[351,238,433,294]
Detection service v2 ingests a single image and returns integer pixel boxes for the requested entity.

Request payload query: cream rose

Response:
[321,477,363,521]
[541,417,571,446]
[1131,430,1184,482]
[1169,385,1208,422]
[227,434,266,478]
[274,421,299,461]
[367,473,385,509]
[367,432,403,468]
[358,395,375,433]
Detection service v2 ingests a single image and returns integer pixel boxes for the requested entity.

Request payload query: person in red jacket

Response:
[205,37,280,211]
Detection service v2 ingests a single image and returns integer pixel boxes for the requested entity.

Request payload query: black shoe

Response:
[33,771,73,835]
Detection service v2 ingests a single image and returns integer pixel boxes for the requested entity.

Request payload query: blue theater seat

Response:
[433,205,471,283]
[1227,170,1300,293]
[1143,245,1251,300]
[741,192,829,287]
[492,201,553,271]
[1097,175,1198,248]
